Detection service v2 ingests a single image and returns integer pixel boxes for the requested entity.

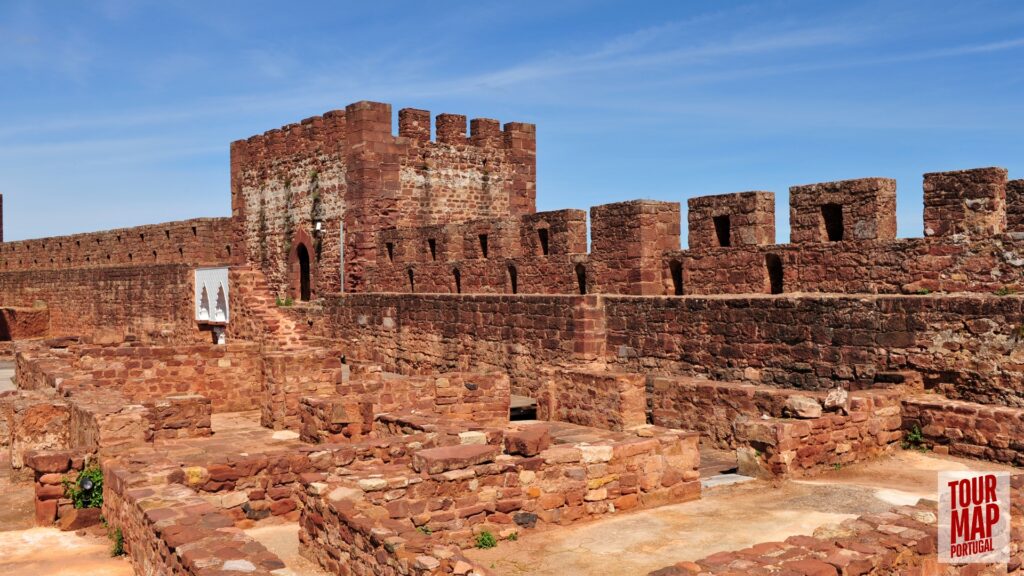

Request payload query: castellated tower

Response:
[229,101,536,299]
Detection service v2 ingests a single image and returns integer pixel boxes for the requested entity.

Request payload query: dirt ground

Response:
[0,526,133,576]
[0,453,35,532]
[466,450,1019,576]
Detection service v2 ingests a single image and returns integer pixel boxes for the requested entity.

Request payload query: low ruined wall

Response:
[537,369,646,431]
[902,395,1024,465]
[648,495,1024,575]
[24,450,84,526]
[18,343,264,412]
[68,391,151,457]
[733,390,904,478]
[299,423,699,575]
[260,348,345,430]
[144,395,212,441]
[299,372,511,445]
[648,377,817,449]
[341,372,510,424]
[0,390,69,472]
[102,462,285,576]
[0,264,205,343]
[3,386,213,475]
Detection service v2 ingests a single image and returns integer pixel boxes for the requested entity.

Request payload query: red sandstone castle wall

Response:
[604,294,1024,402]
[0,218,233,271]
[310,293,600,398]
[230,101,536,298]
[669,234,1024,296]
[367,210,588,295]
[0,264,204,343]
[313,292,1024,406]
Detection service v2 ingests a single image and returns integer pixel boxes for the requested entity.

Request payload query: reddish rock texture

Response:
[734,390,904,478]
[24,449,81,526]
[688,191,776,249]
[17,342,264,412]
[537,369,647,431]
[903,394,1024,464]
[0,306,48,340]
[1009,178,1024,232]
[789,177,897,244]
[0,264,210,343]
[0,218,234,272]
[924,167,1008,238]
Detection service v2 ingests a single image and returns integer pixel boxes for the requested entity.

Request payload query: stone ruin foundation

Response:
[0,100,1022,574]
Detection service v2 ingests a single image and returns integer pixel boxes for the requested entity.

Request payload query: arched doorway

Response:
[297,244,311,301]
[288,230,316,302]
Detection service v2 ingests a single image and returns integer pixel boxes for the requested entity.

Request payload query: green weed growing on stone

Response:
[111,527,125,557]
[417,526,432,535]
[62,464,103,509]
[994,286,1015,296]
[902,425,927,452]
[475,531,497,549]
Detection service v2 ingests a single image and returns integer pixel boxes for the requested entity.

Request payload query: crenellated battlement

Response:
[397,107,536,150]
[0,217,235,272]
[229,110,348,171]
[363,165,1023,298]
[230,102,535,173]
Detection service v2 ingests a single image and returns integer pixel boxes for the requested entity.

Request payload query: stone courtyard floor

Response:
[465,450,1018,576]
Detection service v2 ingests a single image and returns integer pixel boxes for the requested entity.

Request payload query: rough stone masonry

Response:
[0,100,1023,575]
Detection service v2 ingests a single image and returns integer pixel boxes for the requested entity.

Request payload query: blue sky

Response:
[1,1,1023,244]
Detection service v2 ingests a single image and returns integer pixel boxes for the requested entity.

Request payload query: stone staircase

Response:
[230,267,313,351]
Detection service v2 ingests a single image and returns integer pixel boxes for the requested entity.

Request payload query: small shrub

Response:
[507,531,518,542]
[474,531,497,549]
[63,465,103,509]
[832,463,842,471]
[416,526,432,535]
[902,425,927,451]
[111,527,124,557]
